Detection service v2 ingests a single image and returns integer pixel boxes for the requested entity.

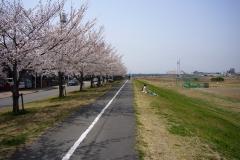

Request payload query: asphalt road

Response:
[10,80,138,160]
[0,82,90,108]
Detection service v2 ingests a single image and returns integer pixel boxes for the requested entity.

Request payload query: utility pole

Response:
[177,59,181,77]
[176,59,181,86]
[59,11,67,97]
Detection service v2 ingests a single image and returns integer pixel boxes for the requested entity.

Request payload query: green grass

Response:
[1,134,27,146]
[0,82,119,160]
[168,124,192,136]
[135,79,240,160]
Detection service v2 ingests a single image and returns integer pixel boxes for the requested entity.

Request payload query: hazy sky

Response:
[23,0,240,73]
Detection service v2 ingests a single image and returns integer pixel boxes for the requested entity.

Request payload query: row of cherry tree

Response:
[0,0,126,113]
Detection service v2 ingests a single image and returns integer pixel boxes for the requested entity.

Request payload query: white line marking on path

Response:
[62,80,128,160]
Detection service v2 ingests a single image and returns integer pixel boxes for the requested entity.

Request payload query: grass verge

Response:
[0,82,119,160]
[135,79,240,160]
[133,100,146,160]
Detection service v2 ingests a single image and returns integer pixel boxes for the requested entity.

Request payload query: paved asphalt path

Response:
[0,82,90,108]
[10,80,138,160]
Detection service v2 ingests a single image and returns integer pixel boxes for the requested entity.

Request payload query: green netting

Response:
[183,81,209,88]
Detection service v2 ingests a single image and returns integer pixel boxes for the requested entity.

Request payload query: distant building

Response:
[193,71,204,76]
[166,70,177,75]
[227,68,235,75]
[193,71,222,77]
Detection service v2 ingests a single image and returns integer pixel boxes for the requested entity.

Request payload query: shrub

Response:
[193,77,199,81]
[211,77,224,82]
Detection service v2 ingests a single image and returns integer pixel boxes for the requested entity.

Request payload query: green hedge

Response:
[211,77,224,82]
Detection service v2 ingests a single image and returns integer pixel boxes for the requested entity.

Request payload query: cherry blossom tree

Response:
[0,0,63,113]
[66,27,104,91]
[105,52,126,80]
[42,5,95,96]
[0,0,127,113]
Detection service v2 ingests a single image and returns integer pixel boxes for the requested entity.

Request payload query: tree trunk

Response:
[103,76,106,84]
[90,75,94,88]
[58,72,64,97]
[79,72,84,91]
[12,63,20,113]
[106,75,109,82]
[102,76,105,84]
[97,76,101,87]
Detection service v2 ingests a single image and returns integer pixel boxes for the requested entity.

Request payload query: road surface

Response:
[10,80,138,160]
[0,82,90,108]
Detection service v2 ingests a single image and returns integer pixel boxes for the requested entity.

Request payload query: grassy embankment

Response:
[0,81,120,160]
[134,79,240,160]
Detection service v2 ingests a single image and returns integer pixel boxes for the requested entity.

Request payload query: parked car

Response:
[19,82,25,89]
[25,79,32,88]
[6,78,13,86]
[93,78,98,85]
[0,79,8,91]
[68,79,79,86]
[108,78,114,82]
[0,78,12,91]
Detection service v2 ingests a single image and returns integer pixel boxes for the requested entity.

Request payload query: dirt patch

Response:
[197,88,240,100]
